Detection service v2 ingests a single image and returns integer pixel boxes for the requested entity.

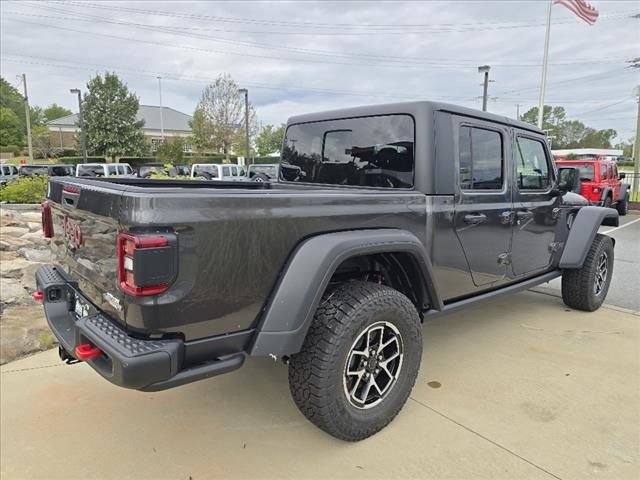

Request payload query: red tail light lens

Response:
[41,201,53,238]
[592,186,601,194]
[117,233,174,296]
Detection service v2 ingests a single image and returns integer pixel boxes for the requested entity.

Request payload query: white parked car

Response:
[0,163,19,186]
[190,163,246,181]
[76,163,134,178]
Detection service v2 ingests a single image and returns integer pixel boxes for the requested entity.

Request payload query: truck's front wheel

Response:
[561,234,614,311]
[288,281,422,441]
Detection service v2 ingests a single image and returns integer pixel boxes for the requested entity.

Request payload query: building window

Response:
[183,142,193,153]
[151,138,163,152]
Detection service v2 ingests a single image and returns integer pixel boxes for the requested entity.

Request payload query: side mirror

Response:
[619,172,626,180]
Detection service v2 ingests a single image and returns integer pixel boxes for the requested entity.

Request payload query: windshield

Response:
[573,164,595,182]
[20,166,49,176]
[193,165,219,177]
[50,166,74,176]
[281,114,415,188]
[139,166,163,177]
[250,165,277,178]
[77,165,105,177]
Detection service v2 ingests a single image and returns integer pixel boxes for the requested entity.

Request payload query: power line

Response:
[51,0,638,31]
[2,54,628,107]
[5,9,632,68]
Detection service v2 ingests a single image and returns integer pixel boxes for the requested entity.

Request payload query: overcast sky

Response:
[1,0,638,142]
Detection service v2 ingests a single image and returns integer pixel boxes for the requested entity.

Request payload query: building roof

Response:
[551,148,623,156]
[47,105,192,132]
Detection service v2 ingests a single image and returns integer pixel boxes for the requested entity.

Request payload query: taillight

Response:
[41,201,53,238]
[117,232,177,296]
[592,186,601,194]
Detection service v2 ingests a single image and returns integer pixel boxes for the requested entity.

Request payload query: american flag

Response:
[554,0,599,25]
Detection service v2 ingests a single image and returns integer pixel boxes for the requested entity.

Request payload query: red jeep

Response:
[555,158,630,215]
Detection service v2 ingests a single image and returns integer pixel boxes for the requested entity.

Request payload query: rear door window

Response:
[222,166,230,177]
[107,165,118,176]
[459,126,503,190]
[515,137,551,190]
[282,114,414,188]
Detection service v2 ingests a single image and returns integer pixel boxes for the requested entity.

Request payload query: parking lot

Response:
[2,211,639,480]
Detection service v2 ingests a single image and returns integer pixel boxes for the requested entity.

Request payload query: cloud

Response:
[1,0,637,139]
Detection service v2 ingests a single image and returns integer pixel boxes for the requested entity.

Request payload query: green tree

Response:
[190,73,257,158]
[43,104,72,122]
[255,123,285,156]
[32,125,56,159]
[155,138,185,163]
[0,108,22,146]
[82,72,145,160]
[521,105,617,149]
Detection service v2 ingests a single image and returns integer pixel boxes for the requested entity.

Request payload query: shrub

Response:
[55,156,105,165]
[0,175,48,204]
[0,145,22,156]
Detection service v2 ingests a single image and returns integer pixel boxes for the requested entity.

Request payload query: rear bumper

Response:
[36,265,245,391]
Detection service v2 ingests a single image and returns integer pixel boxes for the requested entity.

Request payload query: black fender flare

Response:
[618,184,630,202]
[600,187,613,202]
[559,206,618,269]
[249,229,442,356]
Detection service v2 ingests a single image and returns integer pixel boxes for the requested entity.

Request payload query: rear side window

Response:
[281,114,414,188]
[222,166,230,176]
[600,164,608,180]
[458,126,503,190]
[107,165,118,176]
[516,137,551,190]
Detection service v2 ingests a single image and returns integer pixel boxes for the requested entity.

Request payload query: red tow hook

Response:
[75,343,103,361]
[33,291,44,302]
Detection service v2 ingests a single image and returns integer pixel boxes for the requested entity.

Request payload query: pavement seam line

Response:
[408,396,564,480]
[0,363,64,374]
[601,217,640,234]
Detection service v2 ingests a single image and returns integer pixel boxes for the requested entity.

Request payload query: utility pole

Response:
[478,65,491,112]
[21,73,34,163]
[238,88,250,164]
[70,89,88,163]
[633,86,640,199]
[537,0,553,129]
[157,76,164,142]
[516,104,521,121]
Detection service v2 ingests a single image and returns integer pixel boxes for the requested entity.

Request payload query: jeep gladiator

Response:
[35,101,618,441]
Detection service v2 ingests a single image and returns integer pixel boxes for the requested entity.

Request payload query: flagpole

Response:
[537,0,553,129]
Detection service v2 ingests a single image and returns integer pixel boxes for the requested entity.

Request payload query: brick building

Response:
[47,105,193,154]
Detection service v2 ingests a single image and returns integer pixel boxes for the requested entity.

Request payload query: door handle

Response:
[464,213,487,225]
[516,210,534,221]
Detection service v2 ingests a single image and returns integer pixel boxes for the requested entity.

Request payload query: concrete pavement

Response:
[2,291,638,480]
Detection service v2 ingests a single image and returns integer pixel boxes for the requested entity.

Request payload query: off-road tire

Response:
[616,196,628,216]
[561,234,614,312]
[288,281,422,441]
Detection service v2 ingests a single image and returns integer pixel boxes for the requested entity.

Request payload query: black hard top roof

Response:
[287,100,542,135]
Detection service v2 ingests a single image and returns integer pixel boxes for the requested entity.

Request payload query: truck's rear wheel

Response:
[561,234,614,312]
[288,281,422,441]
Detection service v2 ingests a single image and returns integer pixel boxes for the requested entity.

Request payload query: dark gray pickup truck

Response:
[35,101,618,441]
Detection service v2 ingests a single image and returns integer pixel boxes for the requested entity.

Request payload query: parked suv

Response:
[19,164,75,177]
[555,158,629,215]
[191,163,246,181]
[36,101,619,441]
[76,163,134,178]
[0,163,19,186]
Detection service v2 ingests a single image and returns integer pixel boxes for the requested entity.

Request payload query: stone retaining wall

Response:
[1,205,57,364]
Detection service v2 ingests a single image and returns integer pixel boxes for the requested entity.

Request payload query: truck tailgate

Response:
[48,180,126,324]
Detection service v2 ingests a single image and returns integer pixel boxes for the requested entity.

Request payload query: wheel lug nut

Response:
[375,368,380,374]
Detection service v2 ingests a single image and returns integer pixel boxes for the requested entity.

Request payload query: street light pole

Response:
[632,86,640,199]
[478,65,491,112]
[157,76,164,142]
[238,88,250,164]
[70,88,88,163]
